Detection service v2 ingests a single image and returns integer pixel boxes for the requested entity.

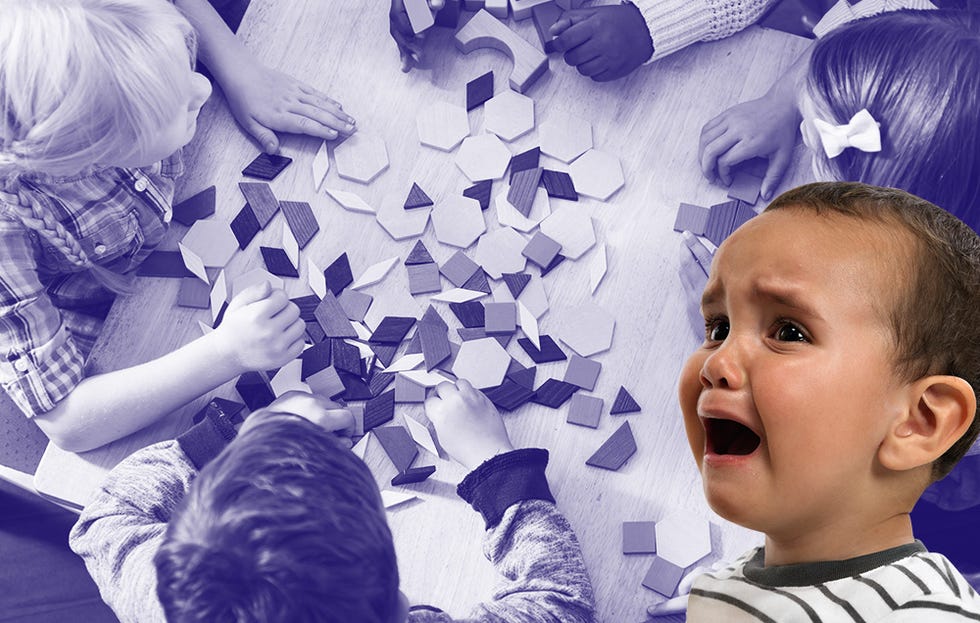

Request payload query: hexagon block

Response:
[418,101,471,151]
[555,302,614,357]
[540,111,592,163]
[230,268,284,299]
[452,337,511,389]
[334,132,389,184]
[376,194,430,240]
[569,149,624,201]
[538,206,595,259]
[655,513,712,569]
[432,195,486,248]
[455,134,512,182]
[180,220,238,267]
[474,226,527,279]
[484,90,535,142]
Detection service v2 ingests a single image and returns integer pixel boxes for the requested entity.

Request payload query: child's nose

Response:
[700,341,745,390]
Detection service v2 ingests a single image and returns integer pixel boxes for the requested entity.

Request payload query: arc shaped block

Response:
[569,149,624,201]
[432,195,486,248]
[418,101,471,151]
[333,132,389,184]
[455,134,512,182]
[454,10,548,93]
[452,337,511,389]
[484,90,535,142]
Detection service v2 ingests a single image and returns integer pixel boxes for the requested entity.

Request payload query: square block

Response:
[522,231,561,268]
[176,277,211,309]
[673,203,710,235]
[566,393,602,428]
[394,374,427,403]
[563,355,601,391]
[622,521,657,555]
[407,262,442,295]
[641,556,685,597]
[484,302,516,335]
[440,251,481,287]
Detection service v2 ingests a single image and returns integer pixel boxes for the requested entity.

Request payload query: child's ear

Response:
[878,375,977,472]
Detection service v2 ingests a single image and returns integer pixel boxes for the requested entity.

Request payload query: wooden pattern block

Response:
[484,302,516,334]
[449,301,485,328]
[300,340,332,379]
[370,343,399,368]
[454,10,549,94]
[420,304,450,332]
[507,360,536,388]
[538,207,594,259]
[238,182,280,228]
[312,141,330,190]
[293,294,321,322]
[407,262,442,295]
[474,226,527,279]
[509,147,540,181]
[236,371,274,411]
[405,240,436,265]
[503,272,531,298]
[482,378,536,412]
[673,202,710,235]
[563,355,601,391]
[172,186,215,226]
[461,268,491,294]
[531,1,563,53]
[404,182,434,210]
[589,244,607,295]
[457,328,511,349]
[228,202,261,248]
[518,334,565,363]
[136,251,193,278]
[641,556,684,597]
[511,0,552,20]
[338,289,373,322]
[463,179,493,210]
[363,389,396,431]
[556,302,615,357]
[332,338,364,376]
[435,0,462,27]
[373,425,419,472]
[377,194,431,241]
[440,251,481,286]
[521,231,561,268]
[466,71,494,111]
[325,188,375,214]
[418,101,471,151]
[404,0,435,33]
[452,337,511,389]
[369,371,397,397]
[418,318,452,371]
[585,420,636,471]
[485,0,508,18]
[455,134,512,182]
[496,184,551,233]
[732,200,757,232]
[703,200,735,247]
[230,269,283,299]
[681,231,714,278]
[351,257,399,290]
[306,365,344,399]
[656,512,712,568]
[432,195,486,248]
[394,374,427,403]
[314,292,358,338]
[727,169,763,205]
[568,149,624,201]
[339,371,374,401]
[539,253,565,277]
[280,201,319,249]
[391,465,437,486]
[333,132,389,184]
[484,90,535,142]
[260,247,298,278]
[370,316,416,343]
[405,415,440,456]
[623,521,657,555]
[508,167,543,217]
[541,169,578,201]
[242,153,292,180]
[566,393,603,428]
[531,378,578,408]
[610,386,641,414]
[176,277,211,309]
[540,111,592,163]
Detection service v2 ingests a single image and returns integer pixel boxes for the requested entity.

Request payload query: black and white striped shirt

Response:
[688,542,980,622]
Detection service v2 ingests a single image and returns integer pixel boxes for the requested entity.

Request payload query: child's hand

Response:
[698,93,801,201]
[425,379,514,471]
[389,0,446,72]
[214,281,305,372]
[241,391,355,446]
[222,63,355,153]
[550,4,653,82]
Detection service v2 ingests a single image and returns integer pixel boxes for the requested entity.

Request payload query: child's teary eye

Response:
[705,317,730,342]
[774,321,808,342]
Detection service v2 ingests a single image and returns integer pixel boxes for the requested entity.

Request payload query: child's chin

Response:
[703,485,757,529]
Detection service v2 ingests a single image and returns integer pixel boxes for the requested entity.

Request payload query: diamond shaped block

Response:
[518,334,565,363]
[456,134,511,182]
[484,90,535,142]
[377,194,430,240]
[569,149,624,201]
[474,227,527,279]
[538,207,594,260]
[466,70,494,111]
[452,337,511,389]
[242,152,292,180]
[418,101,471,151]
[334,132,389,184]
[432,195,486,248]
[531,378,578,408]
[556,303,615,357]
[496,184,551,233]
[656,513,712,569]
[230,204,261,249]
[326,188,375,214]
[540,111,592,163]
[172,186,215,226]
[180,220,238,268]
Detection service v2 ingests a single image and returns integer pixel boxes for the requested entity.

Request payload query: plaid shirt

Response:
[0,153,183,417]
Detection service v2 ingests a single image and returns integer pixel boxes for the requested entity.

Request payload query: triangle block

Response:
[610,386,641,415]
[404,182,434,210]
[502,272,531,298]
[405,240,436,265]
[172,186,216,226]
[463,179,493,211]
[586,421,637,471]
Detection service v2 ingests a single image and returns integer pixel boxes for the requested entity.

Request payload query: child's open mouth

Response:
[705,418,761,456]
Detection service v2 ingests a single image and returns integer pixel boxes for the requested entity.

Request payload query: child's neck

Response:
[763,511,914,567]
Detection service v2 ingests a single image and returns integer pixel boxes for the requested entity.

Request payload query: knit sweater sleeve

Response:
[631,0,779,61]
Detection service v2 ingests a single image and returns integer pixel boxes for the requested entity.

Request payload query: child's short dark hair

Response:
[154,414,400,623]
[765,182,980,480]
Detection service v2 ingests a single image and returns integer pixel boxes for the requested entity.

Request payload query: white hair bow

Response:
[812,108,882,159]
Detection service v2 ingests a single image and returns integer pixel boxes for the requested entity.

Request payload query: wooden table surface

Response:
[34,2,812,620]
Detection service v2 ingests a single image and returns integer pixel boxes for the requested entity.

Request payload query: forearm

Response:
[35,329,245,452]
[175,0,253,88]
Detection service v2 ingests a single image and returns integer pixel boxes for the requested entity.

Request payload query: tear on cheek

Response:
[706,419,761,456]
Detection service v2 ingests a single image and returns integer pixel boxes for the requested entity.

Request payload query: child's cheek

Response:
[678,354,706,463]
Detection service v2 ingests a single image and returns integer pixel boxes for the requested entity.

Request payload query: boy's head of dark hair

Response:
[766,181,980,480]
[154,413,400,623]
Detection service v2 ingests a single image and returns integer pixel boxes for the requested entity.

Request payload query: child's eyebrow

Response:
[753,283,823,321]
